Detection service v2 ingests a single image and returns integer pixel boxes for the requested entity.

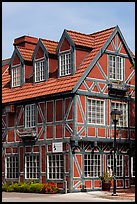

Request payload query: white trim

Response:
[131,157,135,177]
[34,59,45,82]
[108,54,124,81]
[87,98,105,126]
[59,50,71,77]
[111,101,128,127]
[11,64,21,87]
[25,104,36,128]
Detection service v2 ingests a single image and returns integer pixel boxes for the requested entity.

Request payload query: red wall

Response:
[60,38,70,52]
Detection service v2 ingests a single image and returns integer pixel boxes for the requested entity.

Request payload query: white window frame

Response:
[25,104,36,128]
[35,58,45,82]
[11,64,21,87]
[5,155,19,179]
[88,98,105,125]
[25,154,40,179]
[111,102,128,127]
[84,154,101,178]
[131,156,135,177]
[107,154,123,177]
[59,50,71,76]
[109,55,124,81]
[47,154,64,180]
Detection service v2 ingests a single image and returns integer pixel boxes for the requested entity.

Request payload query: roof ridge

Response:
[40,38,58,44]
[2,58,10,62]
[66,29,93,37]
[90,26,116,36]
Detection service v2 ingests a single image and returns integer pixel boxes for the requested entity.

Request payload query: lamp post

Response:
[111,109,121,196]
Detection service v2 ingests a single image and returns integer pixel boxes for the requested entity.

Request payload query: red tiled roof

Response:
[17,46,34,61]
[2,26,125,104]
[66,29,94,48]
[14,35,38,46]
[40,38,58,55]
[2,64,10,88]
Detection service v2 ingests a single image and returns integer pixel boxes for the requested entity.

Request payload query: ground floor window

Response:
[47,154,64,179]
[84,154,101,177]
[131,156,135,177]
[107,154,123,177]
[25,154,40,179]
[5,155,19,179]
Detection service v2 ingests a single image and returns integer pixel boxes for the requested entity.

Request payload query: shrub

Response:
[2,181,59,194]
[40,182,59,194]
[99,171,113,183]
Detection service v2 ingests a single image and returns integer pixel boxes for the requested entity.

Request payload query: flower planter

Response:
[102,181,111,191]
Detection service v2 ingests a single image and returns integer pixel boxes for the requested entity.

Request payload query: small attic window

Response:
[59,50,71,76]
[34,58,45,82]
[11,64,21,87]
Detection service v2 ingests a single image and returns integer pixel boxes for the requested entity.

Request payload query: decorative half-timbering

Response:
[2,25,135,192]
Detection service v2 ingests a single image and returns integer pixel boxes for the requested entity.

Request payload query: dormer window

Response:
[108,55,124,81]
[34,58,45,82]
[59,50,71,76]
[11,64,21,87]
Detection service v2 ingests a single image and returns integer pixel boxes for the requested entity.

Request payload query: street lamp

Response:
[111,109,121,196]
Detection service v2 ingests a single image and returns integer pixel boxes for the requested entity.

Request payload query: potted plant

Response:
[99,171,113,191]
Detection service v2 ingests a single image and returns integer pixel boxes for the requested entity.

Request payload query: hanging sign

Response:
[52,142,63,153]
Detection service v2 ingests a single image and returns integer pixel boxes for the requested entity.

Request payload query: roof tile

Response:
[2,26,125,104]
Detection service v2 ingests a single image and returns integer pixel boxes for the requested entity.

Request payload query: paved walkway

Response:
[2,186,135,202]
[90,186,135,201]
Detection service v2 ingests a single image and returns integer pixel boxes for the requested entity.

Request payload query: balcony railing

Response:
[108,83,129,97]
[16,128,37,143]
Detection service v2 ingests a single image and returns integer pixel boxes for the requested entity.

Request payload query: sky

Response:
[2,2,135,60]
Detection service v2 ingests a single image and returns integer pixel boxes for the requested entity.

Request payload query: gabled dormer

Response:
[32,39,49,83]
[56,29,76,77]
[9,47,24,88]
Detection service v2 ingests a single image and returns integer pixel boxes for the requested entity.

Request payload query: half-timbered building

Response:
[2,25,135,192]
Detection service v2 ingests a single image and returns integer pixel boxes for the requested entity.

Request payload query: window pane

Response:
[60,52,71,76]
[47,154,64,179]
[84,154,101,177]
[35,60,45,82]
[25,104,36,128]
[88,99,104,125]
[25,155,39,179]
[12,65,21,87]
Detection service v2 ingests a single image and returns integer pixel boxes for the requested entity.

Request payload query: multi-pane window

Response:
[35,59,45,82]
[107,154,123,177]
[5,155,19,179]
[109,55,124,81]
[111,102,128,127]
[59,51,71,76]
[12,65,21,87]
[88,99,105,125]
[25,154,40,179]
[84,154,101,177]
[25,104,36,128]
[131,156,135,177]
[47,154,64,179]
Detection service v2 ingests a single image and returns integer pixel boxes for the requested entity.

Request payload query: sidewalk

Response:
[2,186,135,202]
[93,185,135,201]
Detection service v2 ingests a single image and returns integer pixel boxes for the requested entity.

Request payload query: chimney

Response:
[13,35,38,50]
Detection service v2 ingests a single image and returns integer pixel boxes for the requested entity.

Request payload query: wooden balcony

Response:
[108,83,129,97]
[17,128,37,143]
